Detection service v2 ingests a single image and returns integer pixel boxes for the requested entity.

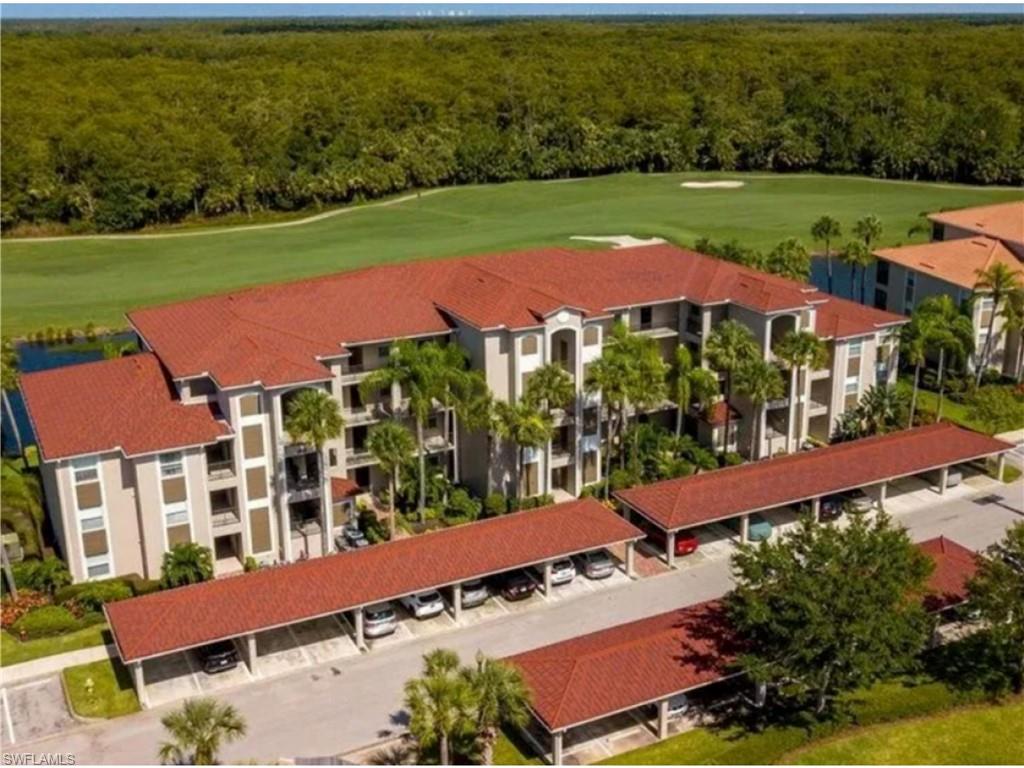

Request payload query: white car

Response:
[400,590,445,619]
[533,558,576,586]
[363,603,398,638]
[578,550,616,580]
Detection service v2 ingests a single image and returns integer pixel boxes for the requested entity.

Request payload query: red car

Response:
[644,524,700,556]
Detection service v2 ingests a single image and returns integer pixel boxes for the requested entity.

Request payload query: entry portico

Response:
[106,497,644,706]
[616,423,1013,561]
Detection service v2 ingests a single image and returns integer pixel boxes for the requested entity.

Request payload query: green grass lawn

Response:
[1,624,110,666]
[601,678,987,765]
[3,172,1020,336]
[62,658,140,718]
[785,699,1024,764]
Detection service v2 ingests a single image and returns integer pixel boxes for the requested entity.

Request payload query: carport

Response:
[105,497,643,707]
[506,600,742,765]
[615,423,1013,566]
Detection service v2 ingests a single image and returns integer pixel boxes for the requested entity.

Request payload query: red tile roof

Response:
[20,354,230,462]
[128,245,905,388]
[918,536,979,613]
[615,424,1012,531]
[875,237,1022,291]
[928,202,1024,245]
[698,400,741,426]
[106,498,643,662]
[507,600,740,731]
[330,476,362,500]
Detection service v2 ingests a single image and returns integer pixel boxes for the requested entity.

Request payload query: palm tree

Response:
[974,262,1023,384]
[160,542,214,588]
[284,387,344,539]
[522,362,575,417]
[733,358,784,460]
[704,320,758,454]
[669,346,694,437]
[811,215,843,295]
[1,459,44,558]
[492,400,553,499]
[999,287,1024,380]
[461,653,531,766]
[1,338,23,458]
[584,339,631,498]
[854,215,883,249]
[858,384,909,436]
[622,333,670,467]
[772,330,828,452]
[900,314,932,428]
[366,421,415,539]
[405,649,475,766]
[840,240,875,305]
[688,367,720,421]
[158,697,246,765]
[916,296,974,422]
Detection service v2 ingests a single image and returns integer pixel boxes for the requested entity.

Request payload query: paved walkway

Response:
[1,644,115,686]
[5,479,1021,764]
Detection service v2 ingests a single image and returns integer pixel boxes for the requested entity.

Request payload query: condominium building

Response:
[871,201,1024,379]
[21,244,904,582]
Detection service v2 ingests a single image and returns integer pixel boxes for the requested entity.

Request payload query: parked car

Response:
[197,640,239,674]
[363,602,398,638]
[816,497,844,522]
[726,513,773,541]
[533,558,576,586]
[645,525,700,556]
[400,590,445,619]
[339,525,369,551]
[839,488,874,513]
[491,569,538,601]
[578,549,616,579]
[646,692,691,720]
[460,578,490,609]
[920,466,962,489]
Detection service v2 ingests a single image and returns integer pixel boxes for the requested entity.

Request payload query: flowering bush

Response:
[1,590,51,629]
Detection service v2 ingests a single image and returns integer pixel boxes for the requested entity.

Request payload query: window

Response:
[159,452,184,478]
[873,288,888,311]
[329,448,338,467]
[239,393,261,417]
[348,347,363,368]
[378,345,391,360]
[904,273,916,311]
[72,457,98,484]
[875,260,890,286]
[189,377,215,397]
[86,557,111,579]
[979,296,995,327]
[639,306,653,330]
[72,457,102,511]
[521,335,539,356]
[583,326,600,346]
[848,340,862,358]
[165,507,189,527]
[844,380,859,409]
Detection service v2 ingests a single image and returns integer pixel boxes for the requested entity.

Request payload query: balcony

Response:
[424,433,454,454]
[286,452,322,501]
[343,402,389,426]
[340,364,372,385]
[633,325,679,341]
[345,446,376,467]
[550,446,574,468]
[211,506,241,529]
[684,318,704,339]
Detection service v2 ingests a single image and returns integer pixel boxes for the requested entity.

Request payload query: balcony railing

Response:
[207,460,235,481]
[633,325,679,340]
[211,507,241,528]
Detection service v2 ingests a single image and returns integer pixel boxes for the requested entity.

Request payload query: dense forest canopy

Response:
[2,18,1023,233]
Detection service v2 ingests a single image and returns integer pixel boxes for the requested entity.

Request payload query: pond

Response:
[1,332,137,456]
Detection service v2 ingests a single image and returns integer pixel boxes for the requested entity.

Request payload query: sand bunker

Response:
[680,180,745,189]
[569,235,667,249]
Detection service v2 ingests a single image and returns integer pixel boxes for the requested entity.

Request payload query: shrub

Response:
[59,581,131,613]
[12,605,80,639]
[120,573,161,596]
[608,468,640,492]
[483,493,508,518]
[160,542,214,588]
[84,322,97,342]
[720,451,744,467]
[359,508,390,544]
[446,488,481,523]
[243,556,260,573]
[13,557,72,595]
[0,589,50,629]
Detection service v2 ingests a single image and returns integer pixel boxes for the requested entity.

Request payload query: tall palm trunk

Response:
[860,266,867,306]
[517,444,525,499]
[936,348,946,422]
[2,389,23,458]
[749,405,760,460]
[675,402,684,438]
[976,306,999,385]
[825,244,833,295]
[1,546,16,599]
[787,367,799,453]
[415,417,426,522]
[722,373,732,454]
[908,363,921,428]
[481,726,498,766]
[439,734,450,767]
[388,473,397,539]
[603,406,615,499]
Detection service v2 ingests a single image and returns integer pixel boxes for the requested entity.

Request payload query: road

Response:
[6,480,1022,765]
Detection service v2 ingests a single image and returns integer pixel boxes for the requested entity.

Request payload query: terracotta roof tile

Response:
[330,476,362,499]
[20,354,230,461]
[128,245,905,388]
[918,536,979,612]
[506,600,740,731]
[615,424,1012,531]
[106,498,643,662]
[928,202,1024,245]
[875,237,1022,291]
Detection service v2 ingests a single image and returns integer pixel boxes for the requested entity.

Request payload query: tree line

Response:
[2,17,1022,232]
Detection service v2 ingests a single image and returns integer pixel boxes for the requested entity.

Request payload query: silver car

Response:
[578,550,616,580]
[401,590,445,619]
[362,603,398,638]
[533,558,576,586]
[460,579,490,608]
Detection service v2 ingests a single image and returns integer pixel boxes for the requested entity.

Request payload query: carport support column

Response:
[877,481,887,511]
[245,633,258,677]
[740,514,750,544]
[452,582,463,623]
[810,497,821,522]
[666,531,676,568]
[131,661,148,709]
[543,561,553,595]
[551,731,564,766]
[625,541,636,578]
[997,454,1006,482]
[354,606,367,651]
[657,698,670,740]
[939,466,949,495]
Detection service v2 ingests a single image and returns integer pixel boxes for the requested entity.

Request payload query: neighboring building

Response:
[21,244,903,581]
[871,201,1024,379]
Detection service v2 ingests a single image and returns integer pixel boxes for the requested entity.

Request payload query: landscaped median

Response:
[62,658,140,719]
[599,679,1020,766]
[1,623,109,667]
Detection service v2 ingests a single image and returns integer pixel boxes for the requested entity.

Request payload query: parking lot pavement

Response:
[761,505,800,535]
[195,647,253,693]
[400,606,457,639]
[290,616,361,665]
[883,475,979,516]
[366,619,413,650]
[495,589,548,614]
[1,677,74,746]
[254,627,310,678]
[144,651,201,707]
[610,540,668,577]
[694,523,737,559]
[452,596,509,626]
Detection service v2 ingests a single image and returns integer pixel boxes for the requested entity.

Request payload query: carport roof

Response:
[106,497,643,663]
[919,536,979,613]
[506,600,741,732]
[614,424,1012,532]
